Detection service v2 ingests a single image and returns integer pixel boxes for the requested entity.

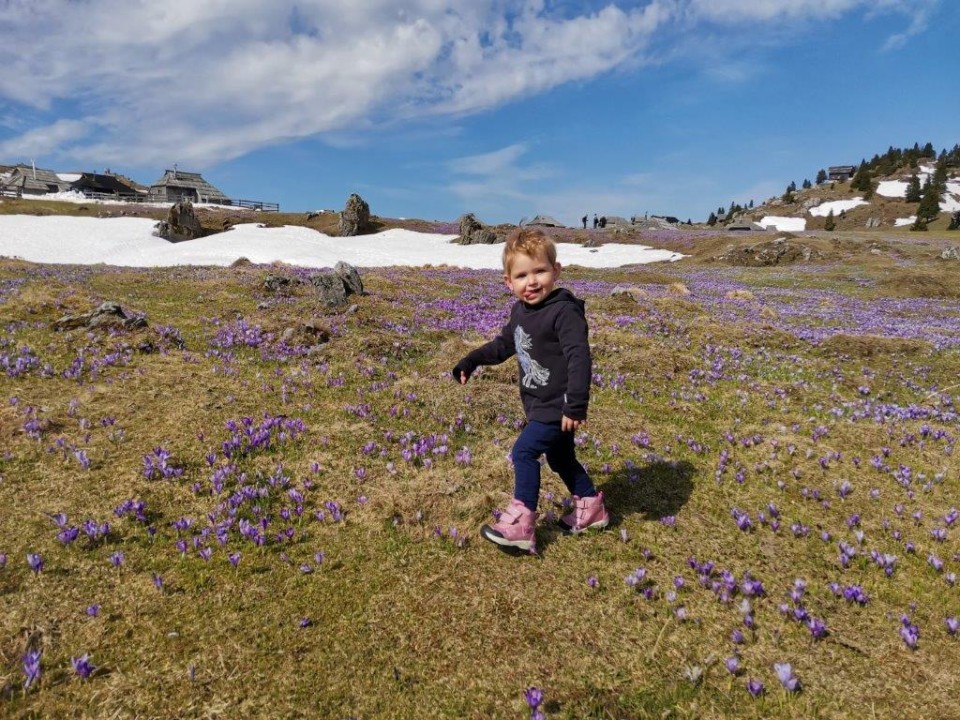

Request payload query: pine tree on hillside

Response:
[905,174,922,203]
[850,161,869,190]
[922,142,935,158]
[802,178,812,189]
[707,211,718,226]
[816,169,827,185]
[824,209,836,231]
[917,177,941,222]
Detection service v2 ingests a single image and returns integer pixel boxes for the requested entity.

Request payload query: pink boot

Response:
[480,499,537,551]
[559,492,609,534]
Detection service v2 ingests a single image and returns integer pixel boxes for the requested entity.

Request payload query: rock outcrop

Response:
[717,238,822,267]
[453,213,498,245]
[310,261,364,310]
[52,302,148,331]
[154,200,204,242]
[338,193,372,236]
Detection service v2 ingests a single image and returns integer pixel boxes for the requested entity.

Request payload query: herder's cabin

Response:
[1,164,71,196]
[828,166,856,182]
[148,169,230,205]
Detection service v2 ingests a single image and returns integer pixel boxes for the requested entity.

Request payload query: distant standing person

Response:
[452,228,609,551]
[599,216,607,229]
[592,214,598,229]
[581,214,587,229]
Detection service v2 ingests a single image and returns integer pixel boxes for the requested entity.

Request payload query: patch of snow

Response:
[758,216,806,232]
[895,216,916,227]
[877,181,907,198]
[941,182,960,212]
[16,191,255,211]
[56,173,82,182]
[0,215,685,269]
[808,198,868,217]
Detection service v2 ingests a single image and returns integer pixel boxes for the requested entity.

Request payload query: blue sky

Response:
[1,0,957,226]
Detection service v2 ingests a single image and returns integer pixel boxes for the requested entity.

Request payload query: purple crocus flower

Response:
[71,653,96,679]
[23,648,41,689]
[524,686,544,709]
[0,553,6,568]
[26,552,43,574]
[807,617,828,639]
[725,656,741,675]
[946,617,959,636]
[746,678,764,697]
[587,575,599,588]
[228,552,241,567]
[86,604,101,617]
[774,662,800,692]
[152,573,163,590]
[899,616,920,649]
[109,551,125,567]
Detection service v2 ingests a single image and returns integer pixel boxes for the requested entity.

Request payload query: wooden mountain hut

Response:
[148,169,230,205]
[0,164,72,196]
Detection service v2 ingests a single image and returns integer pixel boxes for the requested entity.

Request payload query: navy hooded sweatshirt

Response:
[453,287,592,423]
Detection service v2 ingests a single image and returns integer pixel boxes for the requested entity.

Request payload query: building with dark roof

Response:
[148,169,230,204]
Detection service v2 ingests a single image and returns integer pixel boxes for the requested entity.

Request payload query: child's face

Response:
[504,251,561,305]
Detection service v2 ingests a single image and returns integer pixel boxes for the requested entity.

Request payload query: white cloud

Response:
[0,119,90,160]
[0,1,676,167]
[0,0,941,169]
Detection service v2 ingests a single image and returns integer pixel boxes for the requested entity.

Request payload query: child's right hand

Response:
[452,363,471,384]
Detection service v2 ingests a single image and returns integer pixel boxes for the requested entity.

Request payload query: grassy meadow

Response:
[1,210,960,718]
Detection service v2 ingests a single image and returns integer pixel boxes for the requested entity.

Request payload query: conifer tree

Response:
[905,174,922,202]
[816,169,827,185]
[802,179,812,189]
[917,177,941,222]
[850,161,868,190]
[824,209,836,231]
[707,211,718,226]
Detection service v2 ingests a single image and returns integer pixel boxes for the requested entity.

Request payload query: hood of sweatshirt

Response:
[520,287,585,313]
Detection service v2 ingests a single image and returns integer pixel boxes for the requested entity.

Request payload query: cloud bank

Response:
[0,0,939,167]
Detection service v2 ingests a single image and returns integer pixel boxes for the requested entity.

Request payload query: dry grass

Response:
[1,220,960,718]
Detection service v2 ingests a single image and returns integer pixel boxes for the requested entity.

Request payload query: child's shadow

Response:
[599,460,696,524]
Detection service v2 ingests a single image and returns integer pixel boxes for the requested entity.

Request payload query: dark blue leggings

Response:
[512,420,596,512]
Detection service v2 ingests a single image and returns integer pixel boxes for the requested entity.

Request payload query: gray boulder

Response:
[454,213,498,245]
[865,216,882,228]
[941,246,959,260]
[338,193,372,236]
[335,261,364,296]
[311,272,348,309]
[53,301,147,331]
[263,274,296,292]
[155,200,204,242]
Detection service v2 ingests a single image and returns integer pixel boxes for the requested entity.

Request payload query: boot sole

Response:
[558,517,609,535]
[480,524,534,551]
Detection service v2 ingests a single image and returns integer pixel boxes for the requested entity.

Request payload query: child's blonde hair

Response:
[502,228,557,273]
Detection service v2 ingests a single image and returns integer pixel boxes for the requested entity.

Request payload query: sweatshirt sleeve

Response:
[555,303,592,420]
[452,317,516,381]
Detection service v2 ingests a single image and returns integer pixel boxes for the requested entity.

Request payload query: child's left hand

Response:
[562,415,583,432]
